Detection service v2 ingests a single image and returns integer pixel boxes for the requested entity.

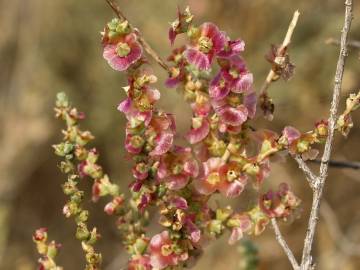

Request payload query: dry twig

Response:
[271,219,300,270]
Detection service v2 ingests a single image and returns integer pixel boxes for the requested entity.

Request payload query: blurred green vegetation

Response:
[1,0,360,269]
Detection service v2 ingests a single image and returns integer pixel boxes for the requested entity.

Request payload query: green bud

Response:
[76,223,90,241]
[87,228,99,245]
[56,92,69,108]
[71,191,84,204]
[216,207,233,222]
[227,218,241,228]
[47,241,58,259]
[76,210,89,223]
[208,220,223,235]
[62,180,77,195]
[53,142,74,157]
[133,238,148,255]
[296,140,309,153]
[116,42,131,57]
[243,163,259,176]
[107,18,120,30]
[187,26,199,39]
[59,160,74,174]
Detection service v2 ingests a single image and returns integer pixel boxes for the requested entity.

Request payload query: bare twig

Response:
[300,1,353,269]
[309,158,360,170]
[259,10,300,95]
[271,219,300,270]
[104,0,171,72]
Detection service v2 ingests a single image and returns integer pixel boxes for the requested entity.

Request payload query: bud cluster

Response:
[33,228,63,270]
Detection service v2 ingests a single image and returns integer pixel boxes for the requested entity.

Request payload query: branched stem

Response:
[104,0,171,72]
[294,155,318,190]
[300,1,353,269]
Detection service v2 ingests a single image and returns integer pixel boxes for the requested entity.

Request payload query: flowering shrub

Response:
[34,1,360,270]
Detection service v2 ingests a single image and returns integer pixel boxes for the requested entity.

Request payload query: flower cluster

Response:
[102,18,143,71]
[259,183,301,219]
[54,92,150,262]
[33,228,63,270]
[337,90,360,136]
[34,5,360,270]
[97,8,306,269]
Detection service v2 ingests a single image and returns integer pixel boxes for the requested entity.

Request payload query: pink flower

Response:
[218,38,245,58]
[157,146,199,190]
[184,217,201,243]
[149,132,174,156]
[149,231,188,269]
[104,196,124,215]
[220,56,253,94]
[132,162,149,180]
[125,134,145,154]
[243,91,257,119]
[194,159,247,198]
[33,228,48,242]
[184,22,226,70]
[209,72,231,101]
[218,162,248,198]
[217,105,248,127]
[259,183,301,219]
[228,214,252,245]
[281,126,301,145]
[103,33,142,71]
[169,196,188,210]
[185,117,210,144]
[128,255,152,270]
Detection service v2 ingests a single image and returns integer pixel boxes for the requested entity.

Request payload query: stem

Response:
[104,0,171,72]
[300,1,353,269]
[271,219,300,270]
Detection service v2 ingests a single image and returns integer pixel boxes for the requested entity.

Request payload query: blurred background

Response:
[1,0,360,269]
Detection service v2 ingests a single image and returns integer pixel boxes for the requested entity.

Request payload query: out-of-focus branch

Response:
[309,159,360,170]
[271,219,300,270]
[300,1,353,269]
[104,0,171,72]
[326,37,360,49]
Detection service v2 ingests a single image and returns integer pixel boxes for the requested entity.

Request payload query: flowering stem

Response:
[300,1,353,269]
[104,0,171,72]
[259,10,300,95]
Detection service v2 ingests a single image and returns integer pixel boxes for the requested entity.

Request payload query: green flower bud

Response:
[208,220,223,235]
[76,223,90,241]
[56,92,69,108]
[133,237,148,255]
[216,207,233,222]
